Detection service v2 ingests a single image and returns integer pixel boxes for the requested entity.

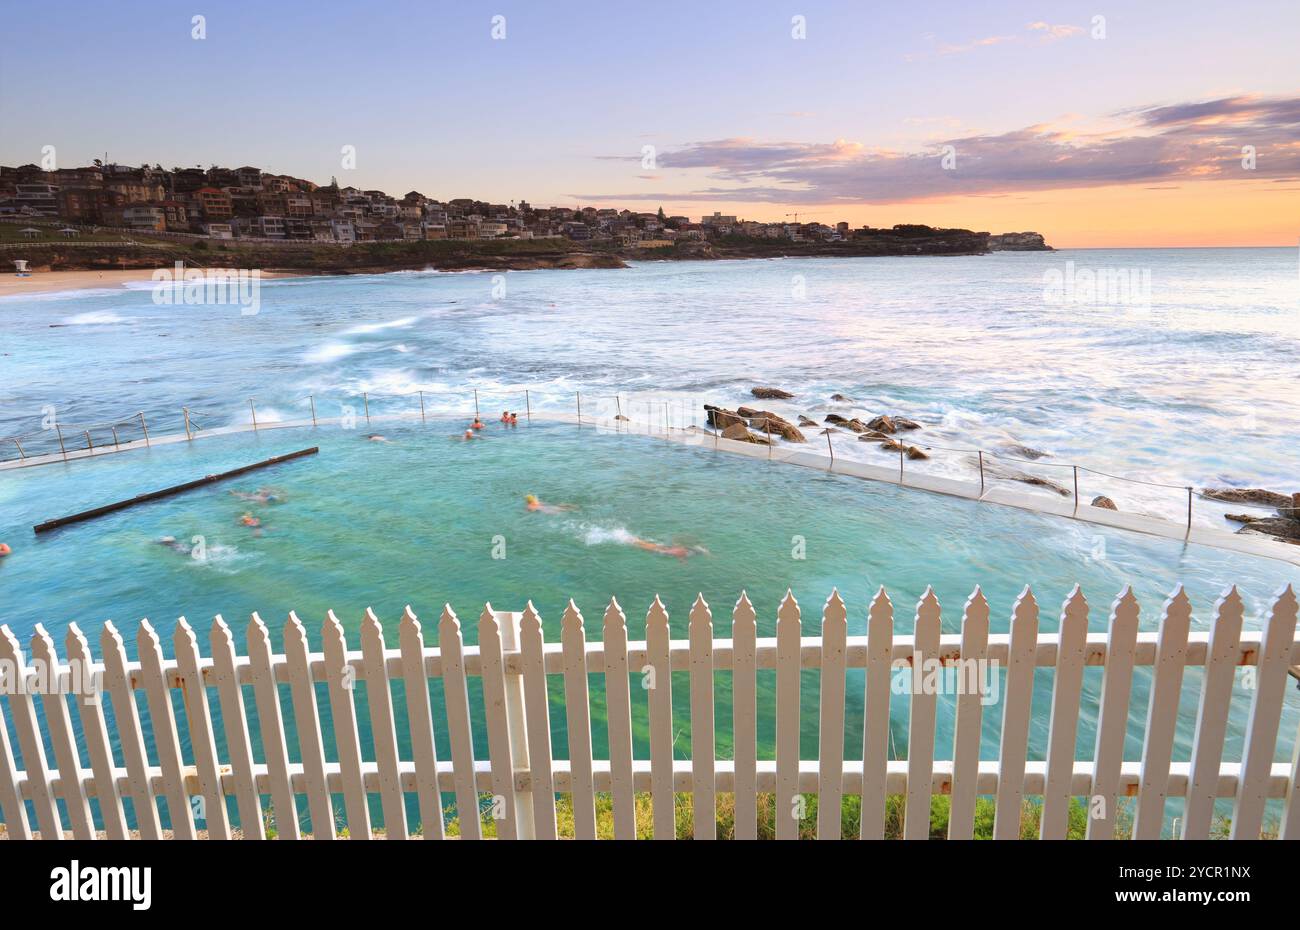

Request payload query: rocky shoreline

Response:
[703,387,1299,544]
[9,225,1050,276]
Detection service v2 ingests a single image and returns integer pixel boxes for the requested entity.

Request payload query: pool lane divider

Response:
[31,446,319,534]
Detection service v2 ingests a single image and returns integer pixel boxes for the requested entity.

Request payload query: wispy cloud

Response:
[906,21,1086,61]
[577,95,1300,206]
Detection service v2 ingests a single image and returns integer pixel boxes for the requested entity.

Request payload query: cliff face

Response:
[988,232,1051,250]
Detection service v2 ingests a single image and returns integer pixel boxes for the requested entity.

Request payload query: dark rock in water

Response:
[830,393,851,402]
[1237,518,1300,544]
[797,415,819,427]
[721,422,769,444]
[1001,443,1050,460]
[737,406,806,442]
[1224,513,1261,524]
[857,431,890,442]
[1091,496,1117,510]
[843,418,871,434]
[1201,487,1291,507]
[894,417,922,431]
[704,405,745,429]
[824,413,849,424]
[866,415,896,433]
[751,386,794,400]
[878,438,905,453]
[614,414,629,421]
[906,445,930,460]
[974,456,1071,496]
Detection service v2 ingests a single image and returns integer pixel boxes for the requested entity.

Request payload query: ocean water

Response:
[1,249,1298,835]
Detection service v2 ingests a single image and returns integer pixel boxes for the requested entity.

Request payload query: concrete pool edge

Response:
[5,409,1299,570]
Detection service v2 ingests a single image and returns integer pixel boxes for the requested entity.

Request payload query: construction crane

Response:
[783,212,820,224]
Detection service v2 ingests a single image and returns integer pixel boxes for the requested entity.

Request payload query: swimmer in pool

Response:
[524,494,576,514]
[629,537,709,561]
[239,512,261,528]
[230,487,286,504]
[500,410,510,424]
[460,429,477,440]
[367,434,389,442]
[471,418,485,431]
[0,542,11,558]
[157,535,191,554]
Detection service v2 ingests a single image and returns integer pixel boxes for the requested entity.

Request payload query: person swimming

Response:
[156,535,191,554]
[471,418,485,430]
[0,542,11,558]
[239,512,260,528]
[460,429,477,440]
[508,412,519,425]
[366,434,389,443]
[230,487,286,504]
[524,494,576,514]
[500,410,510,423]
[629,536,709,561]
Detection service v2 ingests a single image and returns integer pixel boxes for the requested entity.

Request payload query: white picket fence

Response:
[2,583,1299,840]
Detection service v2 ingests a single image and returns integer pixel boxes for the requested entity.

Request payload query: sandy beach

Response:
[0,268,298,297]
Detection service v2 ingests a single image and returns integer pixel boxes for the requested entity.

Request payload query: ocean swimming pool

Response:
[3,417,1299,836]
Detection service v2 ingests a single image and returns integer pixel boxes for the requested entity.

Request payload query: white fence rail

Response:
[2,584,1298,840]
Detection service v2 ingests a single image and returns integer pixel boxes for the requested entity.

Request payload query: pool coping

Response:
[4,409,1299,570]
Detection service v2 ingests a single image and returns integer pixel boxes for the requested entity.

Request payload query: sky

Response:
[1,0,1297,247]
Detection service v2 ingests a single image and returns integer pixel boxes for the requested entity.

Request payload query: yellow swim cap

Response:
[525,494,538,504]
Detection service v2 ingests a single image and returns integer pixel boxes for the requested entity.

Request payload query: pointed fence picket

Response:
[2,584,1299,840]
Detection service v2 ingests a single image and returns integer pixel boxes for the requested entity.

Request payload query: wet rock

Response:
[1201,487,1291,507]
[824,413,849,425]
[830,393,851,402]
[1000,443,1050,460]
[973,457,1072,496]
[866,415,896,433]
[704,404,745,429]
[751,386,794,400]
[1224,513,1261,524]
[721,422,769,444]
[878,438,905,453]
[894,418,923,431]
[737,406,806,442]
[1091,496,1117,510]
[906,445,930,460]
[797,415,819,427]
[1237,518,1300,544]
[614,414,629,421]
[843,418,871,433]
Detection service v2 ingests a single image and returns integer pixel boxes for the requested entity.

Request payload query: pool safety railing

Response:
[2,387,1296,566]
[2,584,1298,840]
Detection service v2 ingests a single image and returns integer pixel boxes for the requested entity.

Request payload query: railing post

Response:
[13,437,25,459]
[1073,465,1079,509]
[139,412,150,446]
[978,450,985,495]
[1187,487,1193,533]
[84,430,93,451]
[825,428,834,465]
[55,424,67,460]
[183,407,192,441]
[111,427,119,449]
[474,388,480,420]
[615,394,622,430]
[898,445,905,483]
[498,610,536,839]
[524,389,530,423]
[363,392,370,425]
[576,391,582,427]
[418,390,425,424]
[249,399,258,431]
[310,394,317,427]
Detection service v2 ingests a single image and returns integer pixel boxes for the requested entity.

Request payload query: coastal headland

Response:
[3,226,1050,281]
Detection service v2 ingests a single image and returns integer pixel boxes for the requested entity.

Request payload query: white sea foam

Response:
[344,315,419,335]
[303,341,358,363]
[62,310,126,325]
[580,524,637,546]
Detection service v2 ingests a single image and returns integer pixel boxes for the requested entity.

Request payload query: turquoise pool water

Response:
[2,419,1297,835]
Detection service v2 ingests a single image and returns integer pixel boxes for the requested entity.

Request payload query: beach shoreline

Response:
[0,268,300,297]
